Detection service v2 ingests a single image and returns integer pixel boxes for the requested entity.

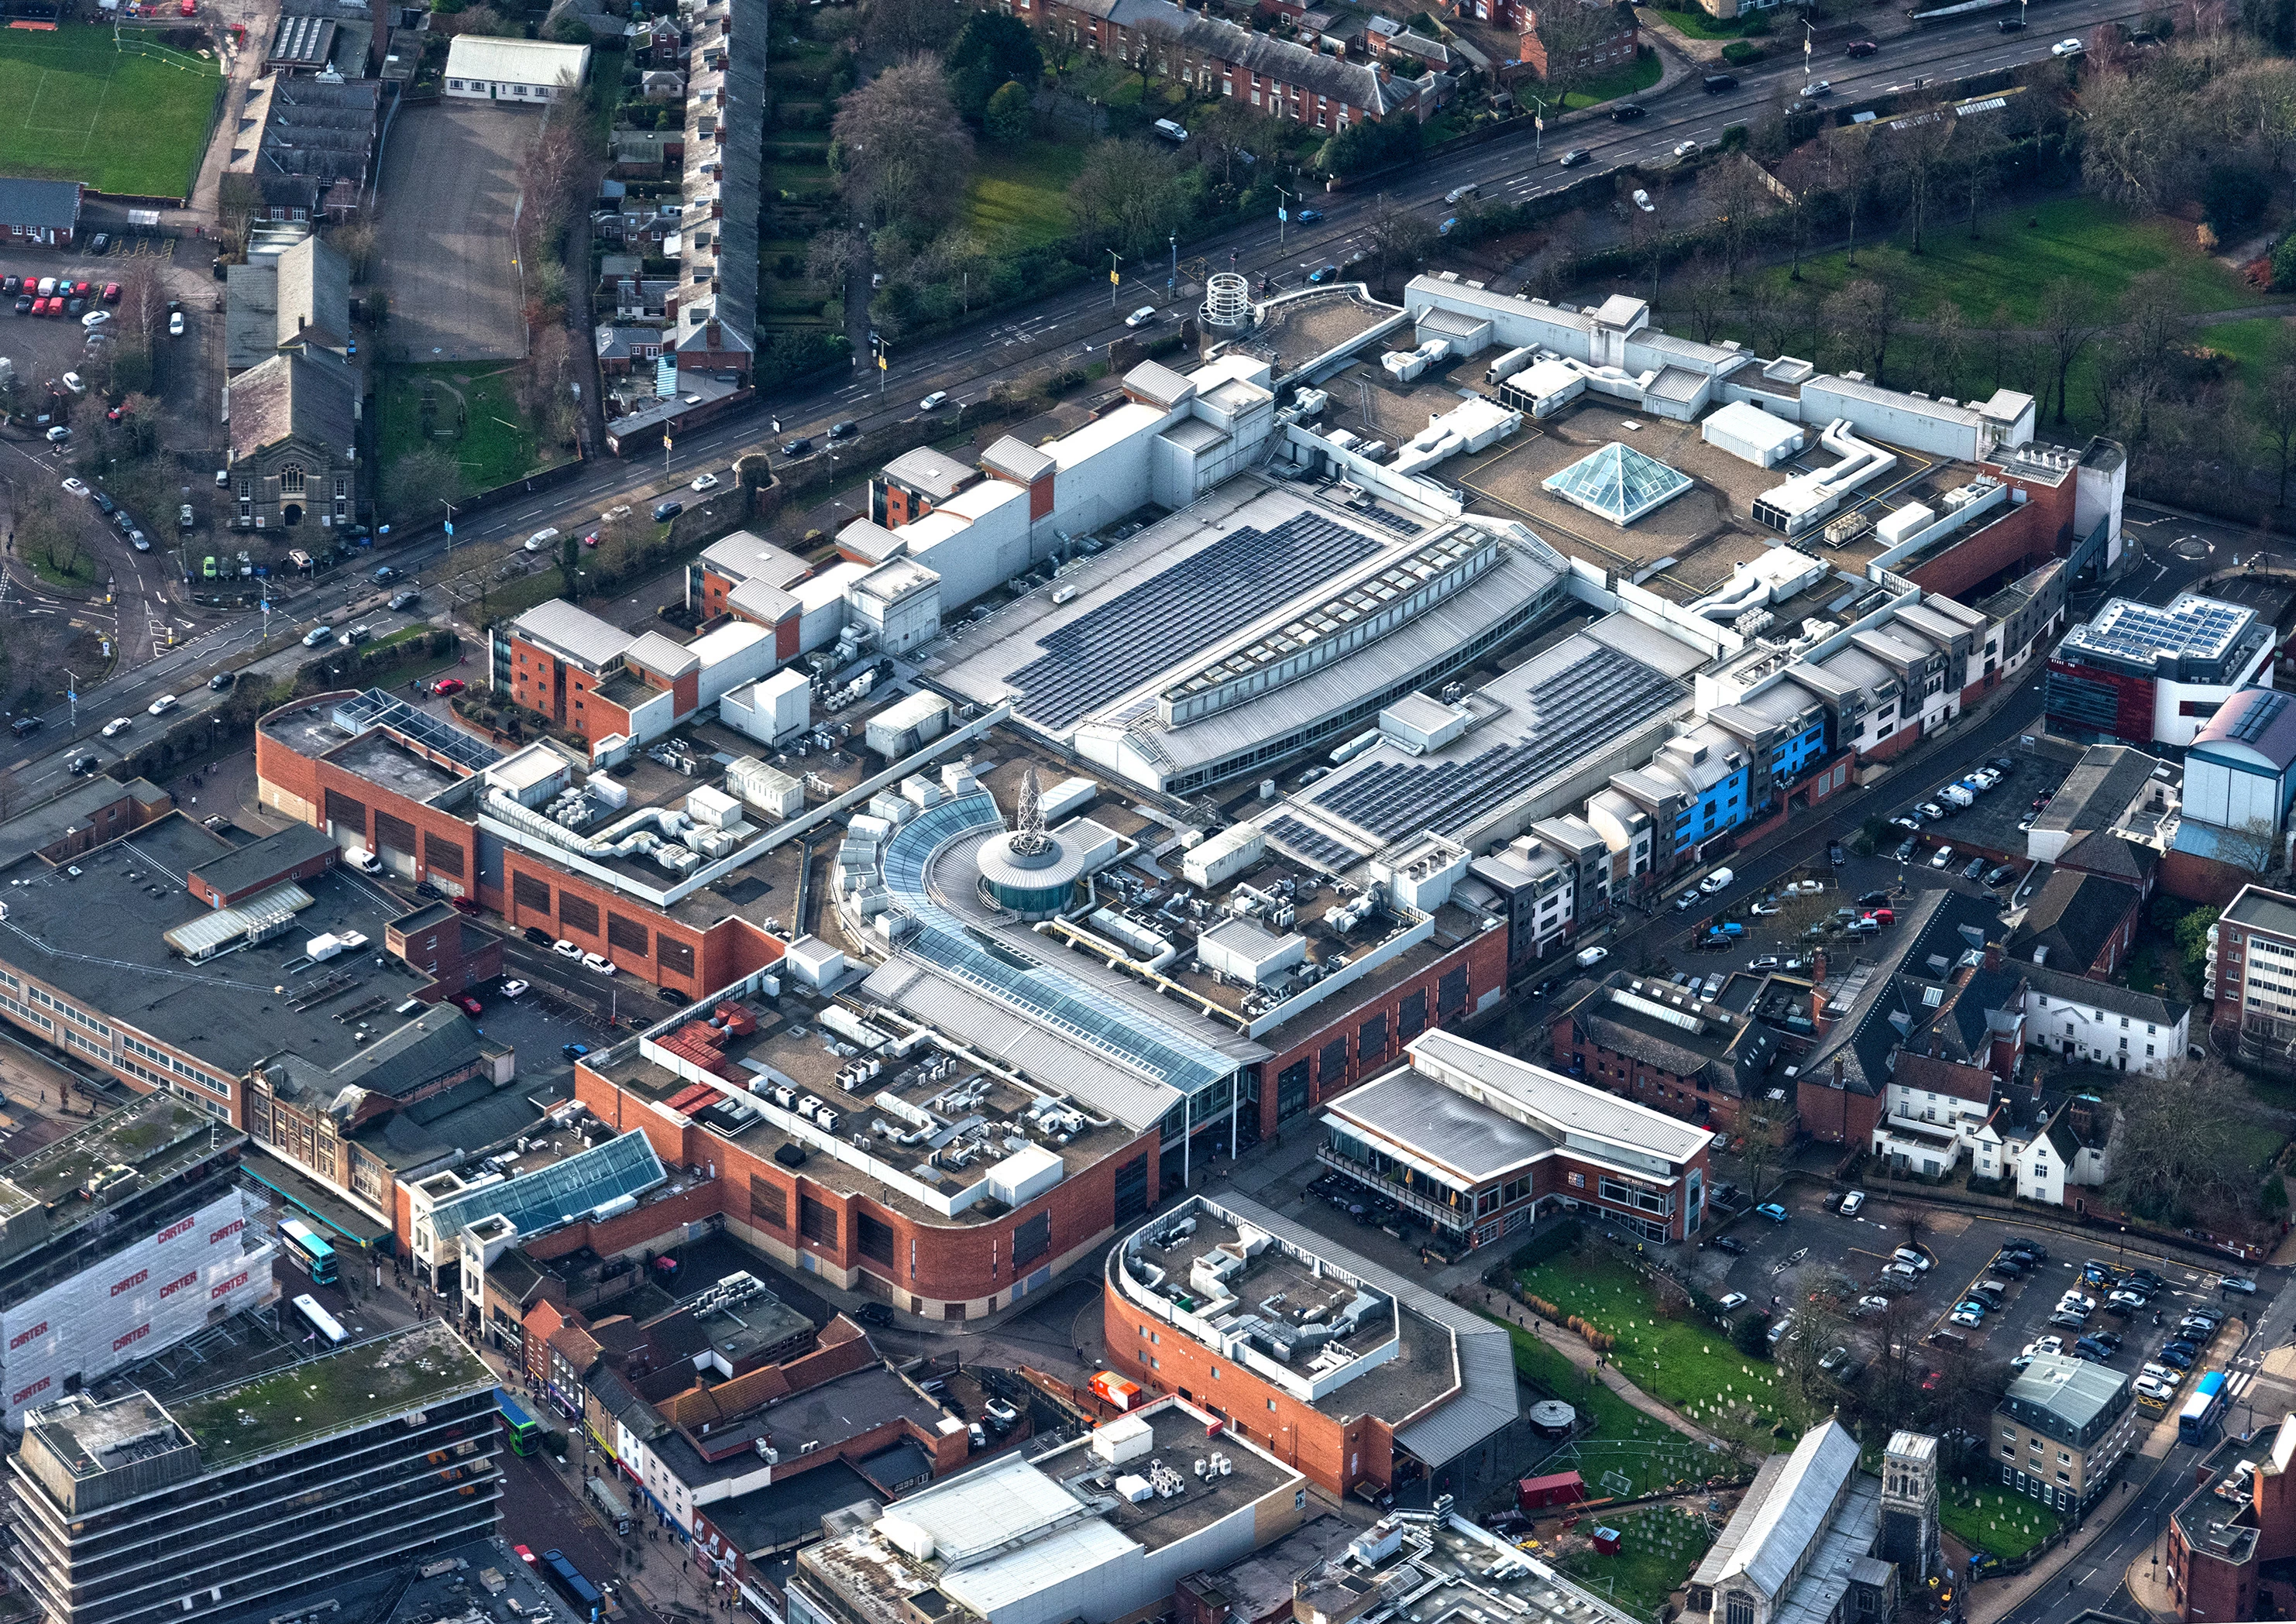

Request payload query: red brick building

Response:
[1514,4,1638,81]
[2165,1423,2296,1622]
[1545,968,1782,1135]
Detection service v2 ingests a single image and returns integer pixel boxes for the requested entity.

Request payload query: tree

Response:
[2255,343,2296,503]
[2108,1054,2267,1224]
[1066,139,1188,259]
[1923,300,1969,399]
[945,12,1043,122]
[861,0,957,55]
[1823,276,1896,382]
[381,446,465,521]
[1363,194,1435,294]
[984,80,1032,143]
[450,5,510,33]
[1676,250,1730,343]
[2036,277,2098,426]
[1739,1100,1786,1203]
[830,57,975,228]
[1531,9,1627,112]
[1317,117,1421,178]
[1741,276,1792,358]
[1957,120,2007,238]
[1888,105,1955,254]
[558,534,583,600]
[1827,126,1879,267]
[1710,158,1771,288]
[217,173,263,252]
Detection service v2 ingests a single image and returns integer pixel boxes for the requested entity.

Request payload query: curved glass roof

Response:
[428,1128,665,1241]
[876,793,1236,1098]
[1541,441,1693,527]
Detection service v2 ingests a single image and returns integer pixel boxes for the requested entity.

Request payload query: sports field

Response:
[0,24,220,199]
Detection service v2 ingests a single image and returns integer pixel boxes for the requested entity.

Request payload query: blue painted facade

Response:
[1673,764,1751,842]
[1770,721,1829,781]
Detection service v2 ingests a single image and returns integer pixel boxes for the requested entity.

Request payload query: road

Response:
[0,5,2201,795]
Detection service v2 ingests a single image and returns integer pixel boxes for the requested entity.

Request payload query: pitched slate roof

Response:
[2006,868,2140,973]
[2020,960,2185,1030]
[2057,829,2157,884]
[0,177,81,232]
[226,348,359,460]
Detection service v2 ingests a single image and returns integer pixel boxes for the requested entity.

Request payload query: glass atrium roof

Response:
[1541,441,1693,527]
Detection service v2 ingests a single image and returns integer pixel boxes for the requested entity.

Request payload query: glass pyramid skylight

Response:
[1541,441,1693,527]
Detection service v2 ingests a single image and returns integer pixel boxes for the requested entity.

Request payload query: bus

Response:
[496,1388,544,1456]
[538,1549,603,1616]
[2180,1370,2229,1444]
[278,1217,339,1285]
[292,1294,346,1346]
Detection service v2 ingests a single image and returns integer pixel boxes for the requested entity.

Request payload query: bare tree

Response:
[1712,158,1772,288]
[1823,276,1897,382]
[1742,276,1792,357]
[382,446,466,523]
[1888,107,1956,254]
[1676,249,1731,343]
[1527,4,1622,112]
[2036,277,2100,426]
[2256,342,2296,503]
[1827,127,1880,267]
[1364,194,1435,296]
[1924,299,1969,398]
[830,57,974,228]
[861,0,958,54]
[2109,1054,2271,1226]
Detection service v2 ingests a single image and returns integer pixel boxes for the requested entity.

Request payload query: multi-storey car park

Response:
[2,1321,499,1624]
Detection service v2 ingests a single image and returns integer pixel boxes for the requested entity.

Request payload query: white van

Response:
[345,846,383,874]
[1153,118,1188,142]
[1699,867,1735,894]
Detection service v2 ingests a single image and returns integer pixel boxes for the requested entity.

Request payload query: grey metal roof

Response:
[882,448,978,500]
[1408,1027,1713,1164]
[1213,1193,1517,1468]
[2007,1351,2128,1430]
[1702,1419,1861,1603]
[1323,1067,1553,1181]
[510,599,638,670]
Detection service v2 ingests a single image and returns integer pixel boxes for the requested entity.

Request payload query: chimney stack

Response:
[1982,941,2001,971]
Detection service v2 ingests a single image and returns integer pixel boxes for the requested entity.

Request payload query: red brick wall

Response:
[1906,500,2057,602]
[191,847,334,908]
[567,1063,1163,1313]
[523,1176,730,1264]
[1253,930,1506,1136]
[2159,847,2260,908]
[1797,1075,1881,1145]
[497,850,783,993]
[1101,1282,1392,1496]
[1861,722,1924,766]
[1550,1014,1743,1133]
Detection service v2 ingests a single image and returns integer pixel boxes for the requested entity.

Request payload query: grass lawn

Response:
[964,139,1090,248]
[0,25,219,198]
[1517,1251,1816,1436]
[1497,1321,1724,1499]
[1939,1482,2061,1563]
[1552,52,1662,111]
[376,362,542,496]
[1550,1503,1714,1621]
[1648,5,1762,35]
[1751,197,2275,328]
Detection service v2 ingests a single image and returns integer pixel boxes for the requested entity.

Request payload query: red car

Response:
[433,678,466,696]
[101,283,120,304]
[455,994,483,1017]
[107,402,130,422]
[513,1546,537,1566]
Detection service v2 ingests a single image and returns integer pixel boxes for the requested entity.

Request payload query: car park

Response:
[1839,1190,1866,1216]
[1930,845,1955,869]
[455,994,484,1017]
[2158,1344,2196,1369]
[1949,1306,1984,1327]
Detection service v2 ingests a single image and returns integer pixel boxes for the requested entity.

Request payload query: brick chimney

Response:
[1813,949,1827,984]
[1832,1055,1845,1088]
[1982,941,2002,971]
[705,319,720,351]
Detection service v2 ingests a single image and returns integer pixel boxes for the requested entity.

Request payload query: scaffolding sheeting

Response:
[0,1189,277,1431]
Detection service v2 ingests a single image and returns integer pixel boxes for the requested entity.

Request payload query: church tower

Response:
[1879,1430,1940,1587]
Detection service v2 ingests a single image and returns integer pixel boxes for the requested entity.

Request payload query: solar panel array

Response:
[1357,504,1425,537]
[333,688,503,773]
[1265,815,1363,872]
[2227,689,2293,743]
[1009,514,1386,730]
[1310,647,1682,840]
[2079,599,2249,664]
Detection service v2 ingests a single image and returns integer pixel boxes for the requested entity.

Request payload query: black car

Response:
[1985,865,2016,887]
[655,987,689,1005]
[65,297,84,315]
[1559,147,1593,167]
[1702,72,1737,91]
[1858,890,1891,908]
[208,671,234,691]
[89,233,109,254]
[523,925,554,946]
[1991,756,2018,773]
[856,1302,896,1327]
[11,297,28,315]
[93,493,114,514]
[827,420,860,441]
[2090,1330,2124,1352]
[781,437,814,458]
[67,754,98,775]
[1992,1255,2026,1277]
[9,717,40,738]
[1711,1234,1746,1255]
[651,499,684,522]
[1296,207,1325,222]
[1610,102,1647,121]
[2005,1238,2047,1260]
[1997,15,2026,26]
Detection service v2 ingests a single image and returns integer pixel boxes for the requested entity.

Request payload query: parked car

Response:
[1962,856,1987,880]
[651,500,684,522]
[434,678,467,696]
[1755,1202,1789,1223]
[581,951,617,974]
[561,1043,592,1062]
[1948,1306,1984,1327]
[1838,1190,1865,1217]
[1985,864,2016,887]
[454,994,484,1017]
[500,980,530,998]
[2157,1345,2197,1370]
[1892,1248,1931,1272]
[1610,102,1647,120]
[1930,845,1955,868]
[552,939,583,959]
[302,625,332,647]
[168,310,185,338]
[1767,1313,1795,1344]
[1895,836,1919,861]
